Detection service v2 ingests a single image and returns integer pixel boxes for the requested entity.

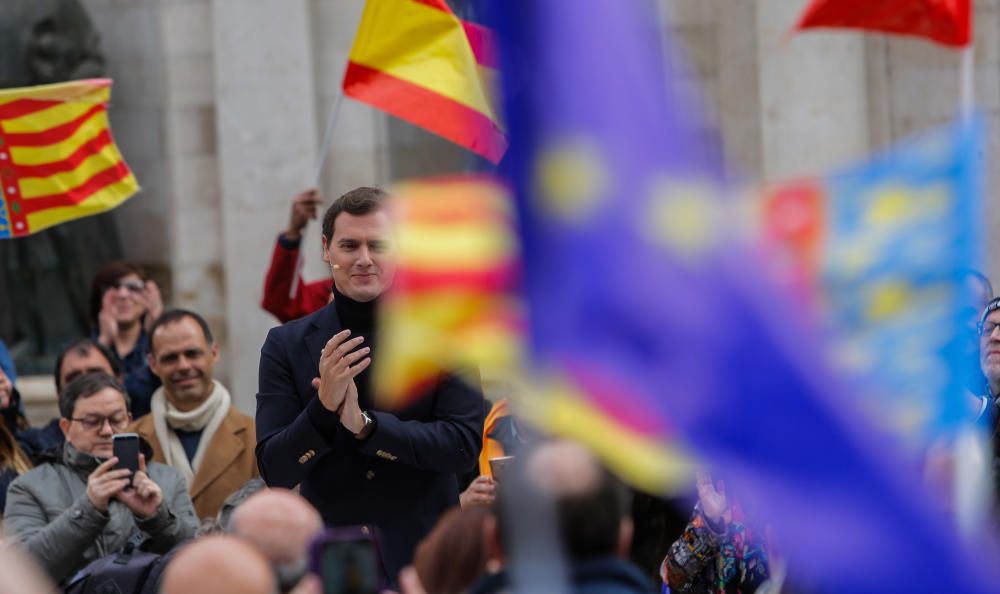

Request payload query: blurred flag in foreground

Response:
[762,119,984,443]
[0,79,138,239]
[489,0,999,590]
[343,0,507,163]
[795,0,972,47]
[376,175,523,406]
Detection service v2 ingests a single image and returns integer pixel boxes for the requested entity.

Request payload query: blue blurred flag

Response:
[487,0,999,590]
[819,120,985,440]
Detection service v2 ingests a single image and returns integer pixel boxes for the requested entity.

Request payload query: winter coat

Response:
[2,442,197,584]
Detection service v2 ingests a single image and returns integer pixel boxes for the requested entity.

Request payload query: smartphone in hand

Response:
[489,455,515,483]
[310,527,385,594]
[112,433,140,490]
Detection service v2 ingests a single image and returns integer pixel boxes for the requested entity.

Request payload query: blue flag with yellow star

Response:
[488,0,999,590]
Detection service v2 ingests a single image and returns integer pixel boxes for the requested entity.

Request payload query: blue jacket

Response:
[255,303,484,584]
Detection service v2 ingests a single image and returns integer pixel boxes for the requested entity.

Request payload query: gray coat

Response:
[2,442,198,584]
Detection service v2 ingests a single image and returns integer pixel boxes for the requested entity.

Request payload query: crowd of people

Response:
[0,185,996,594]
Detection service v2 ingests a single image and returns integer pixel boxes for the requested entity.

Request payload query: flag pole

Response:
[290,92,345,300]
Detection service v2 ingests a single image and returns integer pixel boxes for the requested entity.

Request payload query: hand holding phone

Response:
[112,433,140,490]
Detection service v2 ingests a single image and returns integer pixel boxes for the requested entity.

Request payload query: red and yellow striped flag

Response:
[376,175,523,406]
[343,0,507,164]
[0,79,139,239]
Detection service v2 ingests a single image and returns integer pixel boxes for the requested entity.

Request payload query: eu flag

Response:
[487,0,1000,590]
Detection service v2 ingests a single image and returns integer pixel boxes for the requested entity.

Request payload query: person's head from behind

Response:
[228,488,323,593]
[160,535,276,594]
[320,186,396,303]
[496,440,633,562]
[58,372,131,459]
[214,477,267,534]
[413,505,497,594]
[0,545,58,594]
[54,338,121,395]
[147,310,220,411]
[89,261,148,329]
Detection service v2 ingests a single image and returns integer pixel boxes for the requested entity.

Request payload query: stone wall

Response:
[63,0,1000,417]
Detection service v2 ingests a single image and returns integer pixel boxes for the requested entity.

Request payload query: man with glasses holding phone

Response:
[2,372,197,585]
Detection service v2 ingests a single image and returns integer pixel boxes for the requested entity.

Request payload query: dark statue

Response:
[0,0,123,373]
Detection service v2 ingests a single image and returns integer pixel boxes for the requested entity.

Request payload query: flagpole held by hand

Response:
[289,93,344,300]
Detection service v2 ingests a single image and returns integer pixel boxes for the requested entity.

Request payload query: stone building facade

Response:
[71,0,1000,413]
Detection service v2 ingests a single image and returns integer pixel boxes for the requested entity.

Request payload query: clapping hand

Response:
[138,281,164,334]
[311,330,370,414]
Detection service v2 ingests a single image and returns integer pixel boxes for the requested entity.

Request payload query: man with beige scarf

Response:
[129,309,258,520]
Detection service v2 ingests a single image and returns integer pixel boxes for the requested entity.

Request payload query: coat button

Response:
[366,470,375,480]
[298,454,310,464]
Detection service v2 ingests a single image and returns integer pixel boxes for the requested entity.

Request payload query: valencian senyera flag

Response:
[343,0,507,164]
[795,0,972,47]
[0,79,138,239]
[488,0,1000,590]
[760,120,984,445]
[375,175,524,407]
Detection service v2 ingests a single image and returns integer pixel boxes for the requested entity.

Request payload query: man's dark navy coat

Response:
[255,302,484,583]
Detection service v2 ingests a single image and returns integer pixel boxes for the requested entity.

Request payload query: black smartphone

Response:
[112,433,139,489]
[310,527,385,594]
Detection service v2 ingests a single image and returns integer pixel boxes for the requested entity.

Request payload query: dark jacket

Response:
[255,302,484,584]
[3,442,197,584]
[468,556,657,594]
[2,388,63,464]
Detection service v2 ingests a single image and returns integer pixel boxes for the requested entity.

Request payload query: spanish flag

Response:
[376,175,523,406]
[0,79,138,239]
[343,0,507,164]
[795,0,971,47]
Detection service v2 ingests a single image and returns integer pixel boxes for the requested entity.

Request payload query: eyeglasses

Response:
[67,413,130,432]
[978,321,1000,337]
[107,280,144,293]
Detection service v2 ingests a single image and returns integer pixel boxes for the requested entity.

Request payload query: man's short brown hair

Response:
[321,186,387,241]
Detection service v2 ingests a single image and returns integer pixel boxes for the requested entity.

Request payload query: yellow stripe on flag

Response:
[9,111,108,166]
[399,225,515,267]
[516,375,694,493]
[20,143,124,199]
[2,95,105,133]
[24,174,138,232]
[348,0,497,120]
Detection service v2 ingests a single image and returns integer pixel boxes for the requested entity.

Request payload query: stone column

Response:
[212,0,319,412]
[754,0,871,180]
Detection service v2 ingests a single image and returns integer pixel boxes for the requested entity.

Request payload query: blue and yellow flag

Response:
[489,0,999,590]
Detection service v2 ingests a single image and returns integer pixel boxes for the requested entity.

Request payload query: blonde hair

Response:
[0,419,30,475]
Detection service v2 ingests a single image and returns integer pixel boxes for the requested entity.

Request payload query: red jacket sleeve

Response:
[261,236,331,322]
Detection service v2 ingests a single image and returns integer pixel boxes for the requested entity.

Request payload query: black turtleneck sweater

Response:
[332,286,377,408]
